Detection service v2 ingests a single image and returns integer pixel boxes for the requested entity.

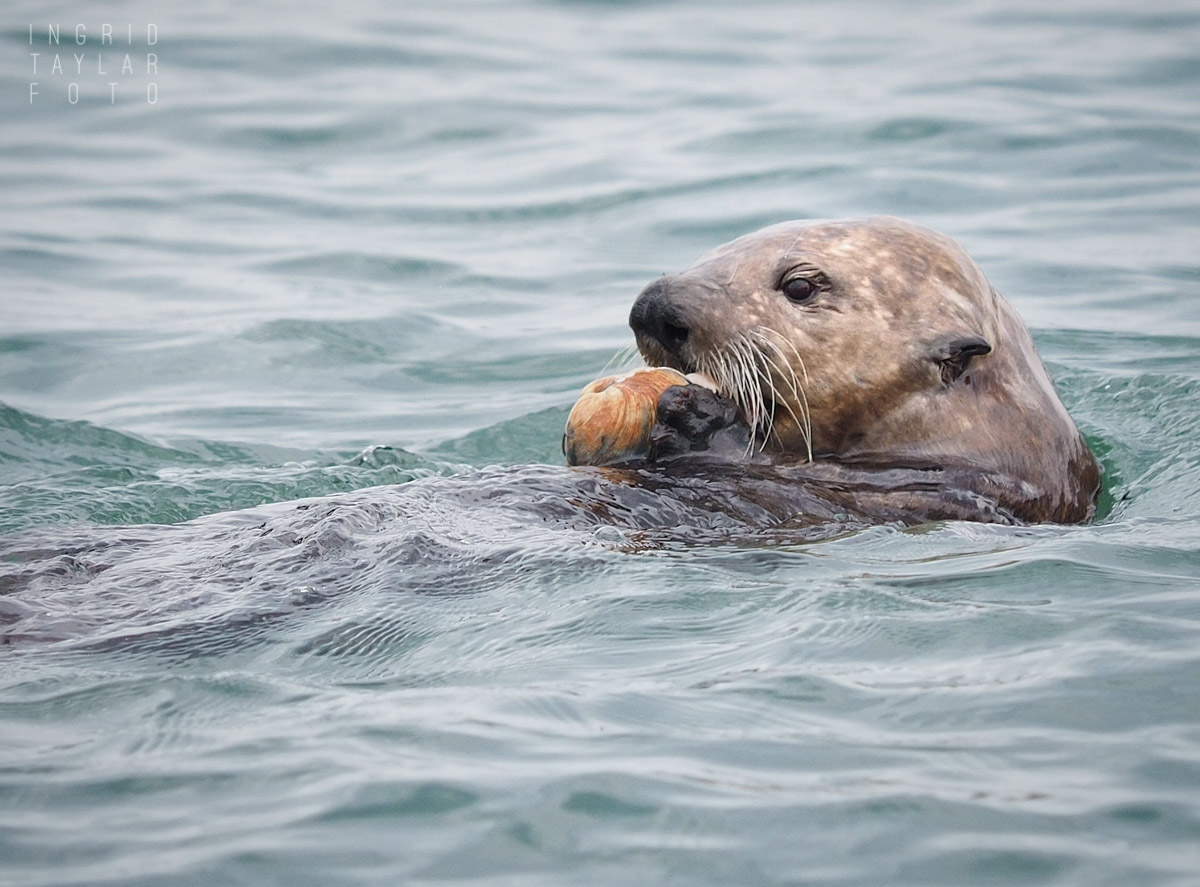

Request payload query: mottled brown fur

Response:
[630,217,1100,523]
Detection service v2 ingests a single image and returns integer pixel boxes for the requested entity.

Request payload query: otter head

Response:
[629,217,1100,522]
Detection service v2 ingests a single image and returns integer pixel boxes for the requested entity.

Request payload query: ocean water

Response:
[2,1,1200,884]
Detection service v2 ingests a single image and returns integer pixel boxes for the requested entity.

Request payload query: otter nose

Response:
[629,278,689,356]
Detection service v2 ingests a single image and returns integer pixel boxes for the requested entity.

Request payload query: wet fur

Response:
[629,217,1100,523]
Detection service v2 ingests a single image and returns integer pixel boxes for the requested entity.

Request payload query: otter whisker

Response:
[694,331,811,459]
[756,346,777,452]
[755,354,776,450]
[601,344,642,375]
[754,338,805,452]
[714,335,754,454]
[752,329,814,462]
[751,331,813,461]
[760,326,810,385]
[742,333,781,453]
[721,340,747,451]
[753,340,801,422]
[734,335,766,452]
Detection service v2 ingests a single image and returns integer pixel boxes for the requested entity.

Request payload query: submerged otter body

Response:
[0,456,1026,645]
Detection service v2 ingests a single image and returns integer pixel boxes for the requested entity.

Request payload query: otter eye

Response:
[779,264,829,305]
[782,275,819,305]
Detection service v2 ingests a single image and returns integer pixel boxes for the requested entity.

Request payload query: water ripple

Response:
[3,0,1200,884]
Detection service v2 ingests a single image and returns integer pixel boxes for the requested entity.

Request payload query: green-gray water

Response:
[2,2,1199,884]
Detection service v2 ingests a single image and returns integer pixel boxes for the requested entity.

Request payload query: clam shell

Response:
[563,367,689,466]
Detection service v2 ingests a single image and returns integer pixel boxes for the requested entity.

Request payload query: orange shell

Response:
[563,367,690,466]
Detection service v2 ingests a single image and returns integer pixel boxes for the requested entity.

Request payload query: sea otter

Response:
[0,218,1103,645]
[567,216,1100,525]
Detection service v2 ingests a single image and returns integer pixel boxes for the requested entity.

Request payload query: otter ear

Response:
[935,336,991,384]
